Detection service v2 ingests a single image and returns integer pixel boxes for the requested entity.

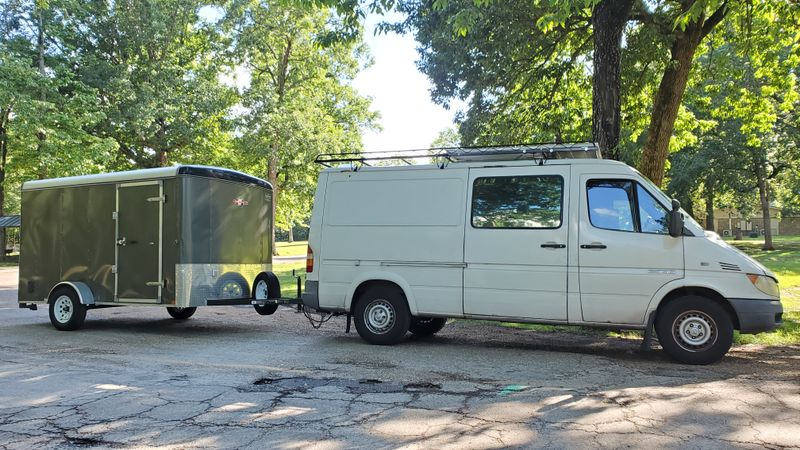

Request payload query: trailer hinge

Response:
[112,211,118,220]
[147,195,166,203]
[111,265,117,274]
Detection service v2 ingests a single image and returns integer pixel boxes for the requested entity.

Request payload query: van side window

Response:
[637,184,669,234]
[472,176,562,229]
[587,179,670,234]
[587,180,635,231]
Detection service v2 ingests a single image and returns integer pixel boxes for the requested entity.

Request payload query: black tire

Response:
[655,295,734,365]
[214,272,250,299]
[253,272,280,316]
[409,317,447,337]
[167,307,197,320]
[48,287,87,331]
[353,285,410,345]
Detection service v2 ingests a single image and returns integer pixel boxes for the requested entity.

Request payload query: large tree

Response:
[392,0,765,185]
[227,0,378,251]
[667,2,800,249]
[0,0,117,259]
[58,0,236,168]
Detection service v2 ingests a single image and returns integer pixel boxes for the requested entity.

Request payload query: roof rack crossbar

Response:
[314,142,600,166]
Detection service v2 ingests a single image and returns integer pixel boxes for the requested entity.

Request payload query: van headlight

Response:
[747,274,780,298]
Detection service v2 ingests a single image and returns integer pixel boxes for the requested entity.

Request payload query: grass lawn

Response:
[275,241,308,257]
[272,261,306,296]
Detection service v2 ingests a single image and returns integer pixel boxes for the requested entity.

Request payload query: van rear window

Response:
[471,176,563,229]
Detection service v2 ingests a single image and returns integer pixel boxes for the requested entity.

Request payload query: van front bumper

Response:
[728,298,783,334]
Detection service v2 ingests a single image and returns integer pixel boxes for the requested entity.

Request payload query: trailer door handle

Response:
[116,237,127,247]
[580,243,607,249]
[540,242,566,249]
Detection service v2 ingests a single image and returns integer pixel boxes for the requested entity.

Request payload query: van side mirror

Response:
[669,199,684,237]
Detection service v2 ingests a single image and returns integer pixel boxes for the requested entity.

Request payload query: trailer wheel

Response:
[353,285,410,345]
[655,295,733,365]
[409,317,447,337]
[215,272,250,298]
[253,272,280,316]
[167,307,197,320]
[48,288,87,331]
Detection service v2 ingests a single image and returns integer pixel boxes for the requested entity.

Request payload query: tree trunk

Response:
[0,108,9,263]
[288,226,294,243]
[268,153,279,256]
[591,0,634,160]
[36,7,47,180]
[638,4,727,186]
[755,159,774,251]
[638,25,703,186]
[705,176,715,231]
[155,149,168,167]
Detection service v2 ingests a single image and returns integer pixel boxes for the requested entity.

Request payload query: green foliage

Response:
[227,0,378,235]
[0,0,377,237]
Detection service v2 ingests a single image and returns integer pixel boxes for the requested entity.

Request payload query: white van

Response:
[301,144,782,364]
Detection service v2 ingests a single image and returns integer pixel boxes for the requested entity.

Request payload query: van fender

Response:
[644,277,729,320]
[344,271,418,315]
[48,282,95,306]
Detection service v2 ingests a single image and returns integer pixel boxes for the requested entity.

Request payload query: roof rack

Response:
[314,142,601,167]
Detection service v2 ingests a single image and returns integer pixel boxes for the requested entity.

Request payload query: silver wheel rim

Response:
[53,295,73,323]
[255,280,268,300]
[673,310,717,352]
[364,299,395,335]
[220,281,243,298]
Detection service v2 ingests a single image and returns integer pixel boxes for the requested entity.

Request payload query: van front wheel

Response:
[353,286,410,345]
[655,295,733,365]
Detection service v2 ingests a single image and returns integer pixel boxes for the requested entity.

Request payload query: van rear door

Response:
[464,166,570,320]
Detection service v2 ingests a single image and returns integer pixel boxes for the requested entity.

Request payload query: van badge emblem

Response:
[233,198,249,207]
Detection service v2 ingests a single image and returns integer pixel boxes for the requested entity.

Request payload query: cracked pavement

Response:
[1,267,799,449]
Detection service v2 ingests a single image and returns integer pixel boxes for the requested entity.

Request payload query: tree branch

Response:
[702,2,728,38]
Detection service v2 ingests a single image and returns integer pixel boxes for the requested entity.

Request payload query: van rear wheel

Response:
[48,288,87,331]
[409,317,447,337]
[655,295,733,365]
[167,307,197,320]
[353,285,410,345]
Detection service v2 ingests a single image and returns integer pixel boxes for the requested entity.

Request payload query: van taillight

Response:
[306,246,314,273]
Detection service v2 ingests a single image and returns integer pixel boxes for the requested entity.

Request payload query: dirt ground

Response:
[1,267,798,449]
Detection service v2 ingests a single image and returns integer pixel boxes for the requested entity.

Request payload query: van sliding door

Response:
[463,167,570,320]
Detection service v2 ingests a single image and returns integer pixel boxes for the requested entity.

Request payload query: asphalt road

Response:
[1,267,799,449]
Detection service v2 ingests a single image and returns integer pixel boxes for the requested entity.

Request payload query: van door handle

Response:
[580,243,607,249]
[540,243,566,249]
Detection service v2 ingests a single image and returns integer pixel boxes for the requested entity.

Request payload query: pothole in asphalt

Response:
[403,382,442,392]
[246,376,448,395]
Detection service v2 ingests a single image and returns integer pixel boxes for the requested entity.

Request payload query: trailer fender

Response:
[48,282,95,306]
[344,271,418,315]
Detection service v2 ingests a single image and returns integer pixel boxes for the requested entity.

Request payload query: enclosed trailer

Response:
[18,165,282,330]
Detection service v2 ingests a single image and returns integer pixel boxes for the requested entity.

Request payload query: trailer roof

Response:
[22,166,272,191]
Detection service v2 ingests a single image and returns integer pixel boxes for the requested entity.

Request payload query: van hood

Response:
[702,231,777,279]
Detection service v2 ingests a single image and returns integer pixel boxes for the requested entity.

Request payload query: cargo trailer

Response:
[18,165,283,330]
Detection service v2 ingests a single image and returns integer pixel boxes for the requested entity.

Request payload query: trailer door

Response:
[116,181,163,302]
